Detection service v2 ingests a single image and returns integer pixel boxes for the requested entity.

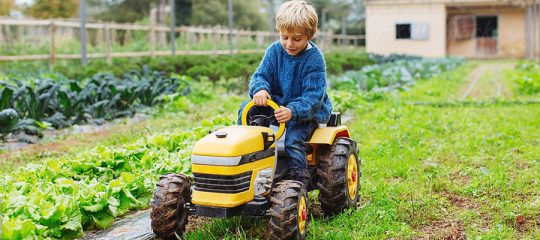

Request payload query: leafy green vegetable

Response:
[0,108,19,139]
[0,114,231,239]
[510,61,540,95]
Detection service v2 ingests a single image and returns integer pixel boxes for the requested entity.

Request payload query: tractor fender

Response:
[308,126,351,145]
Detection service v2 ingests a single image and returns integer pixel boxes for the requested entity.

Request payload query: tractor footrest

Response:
[192,197,269,218]
[195,205,240,218]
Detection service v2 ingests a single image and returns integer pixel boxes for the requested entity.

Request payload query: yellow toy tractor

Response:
[150,100,360,239]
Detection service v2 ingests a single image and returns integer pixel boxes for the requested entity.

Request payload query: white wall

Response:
[366,3,447,57]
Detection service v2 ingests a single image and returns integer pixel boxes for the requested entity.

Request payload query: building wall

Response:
[499,10,526,58]
[366,3,447,57]
[447,7,526,58]
[366,0,529,7]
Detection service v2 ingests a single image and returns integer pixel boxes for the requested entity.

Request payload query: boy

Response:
[238,0,332,187]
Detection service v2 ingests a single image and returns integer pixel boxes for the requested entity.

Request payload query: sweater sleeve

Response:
[249,46,275,98]
[286,54,327,121]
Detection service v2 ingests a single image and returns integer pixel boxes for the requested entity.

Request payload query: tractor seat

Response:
[270,112,341,158]
[327,112,341,127]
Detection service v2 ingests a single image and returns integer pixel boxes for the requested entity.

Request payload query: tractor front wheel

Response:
[269,180,308,240]
[150,174,191,239]
[317,137,360,215]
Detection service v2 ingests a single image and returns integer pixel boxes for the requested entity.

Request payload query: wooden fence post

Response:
[4,25,12,45]
[235,30,241,53]
[326,30,333,52]
[105,23,112,64]
[212,26,218,55]
[111,29,116,47]
[49,21,56,69]
[125,29,132,45]
[256,31,263,49]
[186,27,192,54]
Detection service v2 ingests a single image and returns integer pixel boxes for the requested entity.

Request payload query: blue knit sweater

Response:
[249,41,332,124]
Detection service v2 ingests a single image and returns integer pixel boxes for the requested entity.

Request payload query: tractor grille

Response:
[193,171,252,193]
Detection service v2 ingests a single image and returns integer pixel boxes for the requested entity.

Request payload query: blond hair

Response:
[275,0,318,37]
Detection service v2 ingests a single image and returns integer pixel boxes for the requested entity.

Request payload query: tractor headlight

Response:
[254,167,273,196]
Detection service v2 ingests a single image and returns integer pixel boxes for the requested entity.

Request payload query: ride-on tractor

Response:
[150,100,360,239]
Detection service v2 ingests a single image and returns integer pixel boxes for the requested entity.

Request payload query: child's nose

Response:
[286,40,293,48]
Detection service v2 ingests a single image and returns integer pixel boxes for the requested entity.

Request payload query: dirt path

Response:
[460,62,515,100]
[82,209,216,240]
[83,210,155,240]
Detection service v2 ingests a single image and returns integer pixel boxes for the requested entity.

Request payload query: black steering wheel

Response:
[240,99,285,141]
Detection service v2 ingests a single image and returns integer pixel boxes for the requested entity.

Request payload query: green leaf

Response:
[107,196,119,217]
[91,210,114,230]
[0,86,14,109]
[1,217,38,239]
[82,203,103,213]
[0,108,19,135]
[82,196,108,213]
[34,120,50,129]
[62,215,82,232]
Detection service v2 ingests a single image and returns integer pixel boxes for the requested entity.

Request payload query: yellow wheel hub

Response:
[298,195,307,234]
[347,154,358,201]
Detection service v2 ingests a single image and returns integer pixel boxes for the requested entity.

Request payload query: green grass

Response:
[182,61,540,239]
[2,60,539,239]
[321,62,540,239]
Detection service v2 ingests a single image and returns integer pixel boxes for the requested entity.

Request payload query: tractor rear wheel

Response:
[150,174,191,239]
[316,137,360,215]
[269,180,308,240]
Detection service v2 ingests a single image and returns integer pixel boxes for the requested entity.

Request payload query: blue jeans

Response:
[237,100,317,171]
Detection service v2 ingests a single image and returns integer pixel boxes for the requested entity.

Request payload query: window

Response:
[452,15,475,40]
[412,23,429,40]
[396,24,411,39]
[396,23,430,40]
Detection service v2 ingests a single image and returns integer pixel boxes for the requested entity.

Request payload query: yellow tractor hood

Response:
[192,125,274,157]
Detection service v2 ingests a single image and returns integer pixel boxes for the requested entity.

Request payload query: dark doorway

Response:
[475,16,498,56]
[476,16,498,37]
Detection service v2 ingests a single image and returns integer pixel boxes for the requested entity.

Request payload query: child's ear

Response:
[309,30,317,40]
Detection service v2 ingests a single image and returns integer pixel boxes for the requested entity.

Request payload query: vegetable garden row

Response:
[0,51,371,143]
[1,53,539,238]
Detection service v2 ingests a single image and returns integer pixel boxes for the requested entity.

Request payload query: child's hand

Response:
[274,106,292,123]
[253,90,271,106]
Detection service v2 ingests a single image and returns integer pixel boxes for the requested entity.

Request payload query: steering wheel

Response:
[241,99,285,141]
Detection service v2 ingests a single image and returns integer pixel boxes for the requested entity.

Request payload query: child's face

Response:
[279,30,312,56]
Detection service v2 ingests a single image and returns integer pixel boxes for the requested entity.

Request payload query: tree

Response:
[0,0,15,16]
[25,0,79,19]
[91,0,267,30]
[191,0,267,30]
[97,0,153,23]
[175,0,192,26]
[313,0,365,35]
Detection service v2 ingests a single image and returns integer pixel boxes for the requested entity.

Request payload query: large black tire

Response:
[269,180,308,240]
[316,137,360,215]
[151,174,191,239]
